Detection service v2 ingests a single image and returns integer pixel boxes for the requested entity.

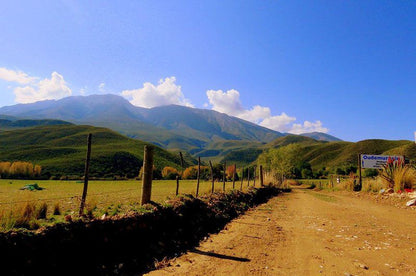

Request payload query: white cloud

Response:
[0,67,37,84]
[289,120,329,134]
[13,72,72,103]
[239,105,272,124]
[206,88,329,134]
[121,76,193,108]
[206,89,271,123]
[260,113,296,132]
[206,89,243,116]
[0,67,72,103]
[98,82,105,93]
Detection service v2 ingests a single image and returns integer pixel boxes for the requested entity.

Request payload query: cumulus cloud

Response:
[289,120,329,134]
[13,72,72,103]
[0,67,72,103]
[0,67,37,84]
[206,89,242,115]
[260,112,296,132]
[206,88,329,134]
[207,89,271,123]
[121,77,193,108]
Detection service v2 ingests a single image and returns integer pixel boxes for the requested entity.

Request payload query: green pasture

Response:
[0,178,255,230]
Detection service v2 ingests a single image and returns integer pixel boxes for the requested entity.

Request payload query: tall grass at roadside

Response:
[263,172,275,186]
[0,179,257,231]
[337,178,354,191]
[0,201,50,231]
[380,158,416,192]
[361,177,386,192]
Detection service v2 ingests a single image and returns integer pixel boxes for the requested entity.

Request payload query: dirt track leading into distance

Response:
[146,188,416,275]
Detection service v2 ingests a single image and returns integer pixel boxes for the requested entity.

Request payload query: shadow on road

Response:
[189,249,250,262]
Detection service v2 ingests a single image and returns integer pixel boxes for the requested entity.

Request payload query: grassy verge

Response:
[0,179,258,231]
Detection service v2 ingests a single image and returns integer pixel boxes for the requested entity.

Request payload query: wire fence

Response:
[0,178,262,224]
[0,134,265,229]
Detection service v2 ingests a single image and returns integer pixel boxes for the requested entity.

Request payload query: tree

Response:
[211,163,224,180]
[182,165,209,179]
[34,165,42,177]
[345,166,357,175]
[301,168,313,179]
[257,144,302,184]
[294,161,312,179]
[336,168,346,175]
[226,165,238,180]
[0,162,11,178]
[162,166,179,180]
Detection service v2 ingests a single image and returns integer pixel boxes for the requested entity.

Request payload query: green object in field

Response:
[20,183,45,191]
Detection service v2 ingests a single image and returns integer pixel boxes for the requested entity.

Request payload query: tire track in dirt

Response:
[146,188,416,275]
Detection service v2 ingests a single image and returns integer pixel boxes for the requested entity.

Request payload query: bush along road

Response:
[0,186,283,275]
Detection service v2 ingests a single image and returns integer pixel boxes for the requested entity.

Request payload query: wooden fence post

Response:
[176,152,185,196]
[247,168,250,187]
[209,161,214,194]
[253,165,256,187]
[232,164,236,189]
[259,165,264,186]
[196,157,201,197]
[141,145,154,205]
[240,167,244,191]
[356,154,362,191]
[79,133,92,216]
[176,175,180,196]
[223,161,226,192]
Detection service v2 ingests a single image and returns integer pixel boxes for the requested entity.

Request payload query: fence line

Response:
[0,137,263,217]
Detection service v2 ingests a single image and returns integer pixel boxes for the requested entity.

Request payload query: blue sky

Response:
[0,1,415,141]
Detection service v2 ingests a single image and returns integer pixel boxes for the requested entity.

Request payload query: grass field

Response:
[0,178,256,231]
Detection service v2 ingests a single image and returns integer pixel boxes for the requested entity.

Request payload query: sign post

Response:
[357,154,404,192]
[356,154,362,191]
[360,154,404,169]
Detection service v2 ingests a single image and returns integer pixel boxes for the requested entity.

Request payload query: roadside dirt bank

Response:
[146,188,416,275]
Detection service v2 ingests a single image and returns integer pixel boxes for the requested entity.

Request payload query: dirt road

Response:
[146,188,416,275]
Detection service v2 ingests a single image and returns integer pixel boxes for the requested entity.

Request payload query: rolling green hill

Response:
[260,136,416,172]
[190,135,416,170]
[0,125,194,178]
[0,124,414,178]
[0,119,72,130]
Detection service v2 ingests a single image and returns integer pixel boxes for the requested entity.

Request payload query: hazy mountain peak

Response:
[300,132,342,142]
[0,94,284,150]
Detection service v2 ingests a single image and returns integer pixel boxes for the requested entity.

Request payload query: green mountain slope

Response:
[0,95,284,151]
[141,105,283,145]
[0,125,193,178]
[192,140,264,165]
[261,136,416,171]
[0,119,72,130]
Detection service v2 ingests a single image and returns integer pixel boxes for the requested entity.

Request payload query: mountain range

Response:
[0,94,340,153]
[0,95,414,176]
